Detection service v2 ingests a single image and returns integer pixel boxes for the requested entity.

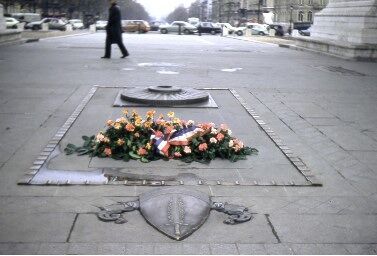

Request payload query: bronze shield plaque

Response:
[139,187,211,241]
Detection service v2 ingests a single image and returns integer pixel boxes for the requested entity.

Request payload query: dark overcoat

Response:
[106,3,123,44]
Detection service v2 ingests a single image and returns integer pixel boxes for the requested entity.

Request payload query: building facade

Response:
[211,0,270,25]
[273,0,328,27]
[209,0,327,26]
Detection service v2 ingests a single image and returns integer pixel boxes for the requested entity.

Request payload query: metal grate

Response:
[313,65,366,76]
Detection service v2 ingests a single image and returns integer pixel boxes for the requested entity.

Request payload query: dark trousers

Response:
[104,37,128,57]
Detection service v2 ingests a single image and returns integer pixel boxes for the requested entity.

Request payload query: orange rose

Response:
[146,110,156,117]
[125,123,135,132]
[165,126,173,135]
[106,120,114,126]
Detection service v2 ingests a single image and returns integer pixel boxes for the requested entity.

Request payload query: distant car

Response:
[5,17,19,29]
[197,22,222,35]
[11,13,41,24]
[95,20,108,30]
[299,28,311,36]
[122,20,150,33]
[234,24,268,36]
[25,18,67,31]
[216,23,235,34]
[68,19,84,29]
[159,21,198,34]
[150,21,163,31]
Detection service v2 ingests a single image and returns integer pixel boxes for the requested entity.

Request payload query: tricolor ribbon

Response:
[150,126,208,157]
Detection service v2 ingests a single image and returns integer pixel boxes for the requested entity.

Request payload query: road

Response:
[0,32,377,254]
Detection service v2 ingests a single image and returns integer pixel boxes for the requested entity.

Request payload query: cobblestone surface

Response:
[0,32,376,254]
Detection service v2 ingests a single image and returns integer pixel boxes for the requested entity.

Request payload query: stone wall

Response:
[310,0,377,45]
[294,0,377,61]
[0,4,6,31]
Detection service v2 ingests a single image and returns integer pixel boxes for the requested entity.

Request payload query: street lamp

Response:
[289,5,293,36]
[257,0,263,24]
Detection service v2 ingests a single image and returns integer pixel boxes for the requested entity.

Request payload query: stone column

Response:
[295,0,377,61]
[0,3,22,45]
[0,4,6,31]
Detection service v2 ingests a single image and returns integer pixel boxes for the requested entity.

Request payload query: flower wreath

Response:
[65,109,258,163]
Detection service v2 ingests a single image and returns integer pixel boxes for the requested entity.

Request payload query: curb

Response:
[39,32,92,41]
[0,38,27,47]
[278,43,358,61]
[224,35,288,47]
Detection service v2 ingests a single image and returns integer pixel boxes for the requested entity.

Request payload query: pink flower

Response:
[174,152,182,158]
[220,124,228,131]
[138,148,147,156]
[198,143,208,151]
[216,133,225,141]
[104,148,112,156]
[183,146,192,154]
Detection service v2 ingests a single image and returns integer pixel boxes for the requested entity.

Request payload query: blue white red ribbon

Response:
[150,126,206,157]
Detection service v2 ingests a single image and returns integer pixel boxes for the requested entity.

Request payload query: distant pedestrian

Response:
[101,0,129,59]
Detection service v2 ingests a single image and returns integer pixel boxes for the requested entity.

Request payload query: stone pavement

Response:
[0,32,377,254]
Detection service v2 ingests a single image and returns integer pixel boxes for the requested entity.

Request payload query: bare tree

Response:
[166,5,189,23]
[118,0,150,20]
[188,0,201,18]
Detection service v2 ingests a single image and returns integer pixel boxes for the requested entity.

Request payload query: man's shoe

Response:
[101,56,110,59]
[121,53,129,58]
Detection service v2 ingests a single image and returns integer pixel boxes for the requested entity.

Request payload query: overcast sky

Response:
[135,0,197,19]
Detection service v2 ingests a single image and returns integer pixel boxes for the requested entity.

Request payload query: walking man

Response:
[102,0,129,59]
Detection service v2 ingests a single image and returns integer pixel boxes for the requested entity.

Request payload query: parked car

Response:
[150,21,163,31]
[11,13,41,24]
[95,20,108,30]
[216,23,236,34]
[234,24,268,36]
[159,21,198,34]
[25,18,67,31]
[122,20,150,33]
[298,28,311,36]
[5,17,19,29]
[68,19,84,29]
[197,22,222,35]
[188,17,200,27]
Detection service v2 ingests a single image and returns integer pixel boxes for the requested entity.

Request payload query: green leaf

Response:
[140,157,150,163]
[66,143,77,150]
[77,149,91,156]
[64,148,74,155]
[82,135,90,141]
[129,151,141,159]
